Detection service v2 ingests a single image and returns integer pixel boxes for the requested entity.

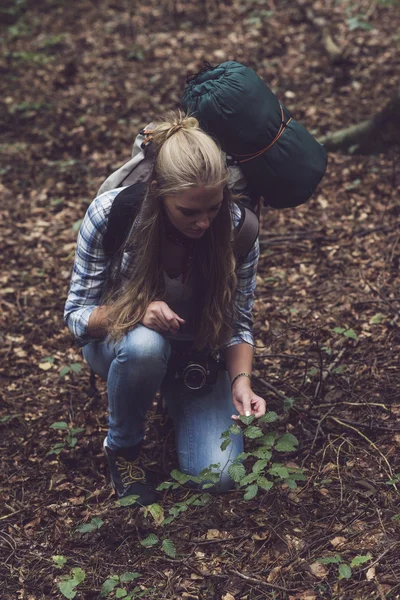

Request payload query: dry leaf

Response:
[267,566,281,582]
[366,566,376,580]
[206,529,222,539]
[309,562,328,579]
[330,536,346,548]
[38,362,52,371]
[222,594,235,600]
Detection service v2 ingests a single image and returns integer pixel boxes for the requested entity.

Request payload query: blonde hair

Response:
[105,111,237,349]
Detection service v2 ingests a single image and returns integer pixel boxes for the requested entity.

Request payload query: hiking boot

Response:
[103,438,157,506]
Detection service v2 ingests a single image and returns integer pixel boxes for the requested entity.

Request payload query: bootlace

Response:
[115,457,146,488]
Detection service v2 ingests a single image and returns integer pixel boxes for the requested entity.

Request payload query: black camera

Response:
[167,342,221,390]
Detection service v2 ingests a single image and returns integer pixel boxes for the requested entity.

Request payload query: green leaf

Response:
[58,580,77,599]
[42,356,55,363]
[275,433,299,452]
[269,464,290,479]
[170,469,191,484]
[243,425,263,439]
[50,421,68,429]
[52,555,67,568]
[258,411,279,423]
[72,218,83,232]
[119,572,141,583]
[251,448,272,460]
[116,588,127,598]
[59,366,70,377]
[350,554,372,568]
[235,451,251,461]
[257,476,274,491]
[118,495,140,507]
[338,563,352,579]
[228,423,242,435]
[243,484,258,500]
[332,326,346,334]
[228,462,246,483]
[239,414,255,425]
[76,518,103,533]
[286,478,297,489]
[370,313,385,324]
[258,432,276,447]
[145,503,164,526]
[71,568,85,584]
[252,459,268,473]
[343,328,357,340]
[69,427,85,436]
[156,481,176,491]
[317,554,343,565]
[240,472,259,486]
[284,396,296,410]
[220,438,232,451]
[140,533,159,548]
[101,577,119,596]
[162,538,177,558]
[70,362,83,373]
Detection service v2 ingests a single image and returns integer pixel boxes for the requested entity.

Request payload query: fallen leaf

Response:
[206,529,222,540]
[330,536,346,548]
[222,594,235,600]
[38,362,52,371]
[309,562,328,579]
[366,566,376,580]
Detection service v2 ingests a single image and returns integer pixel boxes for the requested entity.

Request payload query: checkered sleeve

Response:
[223,206,260,349]
[63,191,117,346]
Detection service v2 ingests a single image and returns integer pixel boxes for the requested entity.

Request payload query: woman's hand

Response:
[141,301,185,335]
[231,377,266,419]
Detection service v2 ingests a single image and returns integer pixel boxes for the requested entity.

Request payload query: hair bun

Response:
[152,111,199,147]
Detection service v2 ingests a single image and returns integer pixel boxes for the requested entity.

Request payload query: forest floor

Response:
[1,0,400,599]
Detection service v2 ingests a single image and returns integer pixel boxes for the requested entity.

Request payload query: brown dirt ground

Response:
[1,1,400,599]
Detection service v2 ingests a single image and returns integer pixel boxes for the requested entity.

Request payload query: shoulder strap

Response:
[234,204,259,263]
[103,182,148,257]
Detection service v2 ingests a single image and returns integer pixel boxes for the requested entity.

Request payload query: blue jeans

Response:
[83,325,243,491]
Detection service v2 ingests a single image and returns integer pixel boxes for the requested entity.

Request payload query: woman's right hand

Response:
[141,301,185,335]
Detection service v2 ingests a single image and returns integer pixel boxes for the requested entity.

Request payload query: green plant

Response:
[220,413,305,499]
[59,362,83,377]
[332,326,358,340]
[47,421,84,455]
[100,572,145,598]
[75,517,104,534]
[316,553,372,579]
[386,473,400,487]
[58,567,85,599]
[140,534,176,558]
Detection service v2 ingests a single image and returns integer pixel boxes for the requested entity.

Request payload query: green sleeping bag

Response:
[182,61,327,209]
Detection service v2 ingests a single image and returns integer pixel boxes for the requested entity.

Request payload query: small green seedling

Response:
[47,421,84,455]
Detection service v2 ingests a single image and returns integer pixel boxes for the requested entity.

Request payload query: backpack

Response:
[99,126,259,264]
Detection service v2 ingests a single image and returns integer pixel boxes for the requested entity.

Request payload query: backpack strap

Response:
[103,182,148,257]
[234,204,259,264]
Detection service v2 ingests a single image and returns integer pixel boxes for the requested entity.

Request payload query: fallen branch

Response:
[230,569,301,593]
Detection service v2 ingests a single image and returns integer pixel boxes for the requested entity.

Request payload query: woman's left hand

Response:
[231,379,266,419]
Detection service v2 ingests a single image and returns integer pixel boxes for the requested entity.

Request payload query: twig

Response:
[310,407,335,452]
[362,541,400,571]
[229,569,301,593]
[258,378,287,402]
[328,416,395,479]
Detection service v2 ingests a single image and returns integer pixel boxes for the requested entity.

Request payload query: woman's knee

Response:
[115,325,171,366]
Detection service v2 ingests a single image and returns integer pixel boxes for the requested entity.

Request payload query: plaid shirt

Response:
[64,188,259,348]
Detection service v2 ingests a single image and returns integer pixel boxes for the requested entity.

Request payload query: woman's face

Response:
[162,185,224,239]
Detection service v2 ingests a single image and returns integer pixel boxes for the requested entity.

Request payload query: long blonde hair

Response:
[104,111,237,349]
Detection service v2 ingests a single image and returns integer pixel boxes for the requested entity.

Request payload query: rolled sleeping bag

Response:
[182,61,327,209]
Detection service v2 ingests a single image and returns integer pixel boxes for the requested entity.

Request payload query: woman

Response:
[64,112,266,505]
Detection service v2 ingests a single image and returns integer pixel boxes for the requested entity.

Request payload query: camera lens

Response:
[182,363,207,390]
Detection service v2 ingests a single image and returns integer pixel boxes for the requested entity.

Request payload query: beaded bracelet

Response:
[231,372,251,389]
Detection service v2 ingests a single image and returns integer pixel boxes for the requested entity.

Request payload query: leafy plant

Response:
[347,15,374,31]
[75,517,104,534]
[52,555,67,569]
[58,567,85,599]
[332,326,358,340]
[316,553,372,580]
[140,534,176,558]
[219,413,305,499]
[59,362,83,377]
[47,421,84,455]
[100,572,144,599]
